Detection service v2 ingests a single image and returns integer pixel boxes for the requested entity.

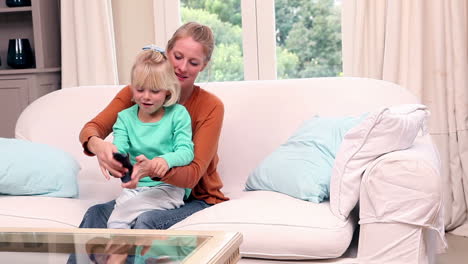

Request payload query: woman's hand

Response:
[88,136,125,180]
[123,155,168,189]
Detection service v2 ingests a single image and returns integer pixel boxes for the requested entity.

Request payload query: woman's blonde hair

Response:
[131,49,180,107]
[167,21,215,63]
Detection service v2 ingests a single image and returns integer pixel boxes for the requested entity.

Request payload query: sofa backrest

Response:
[200,77,420,196]
[15,77,419,199]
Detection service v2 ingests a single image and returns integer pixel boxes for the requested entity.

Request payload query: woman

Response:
[78,22,228,229]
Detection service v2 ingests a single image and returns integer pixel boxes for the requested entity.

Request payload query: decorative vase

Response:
[7,38,34,69]
[5,0,31,7]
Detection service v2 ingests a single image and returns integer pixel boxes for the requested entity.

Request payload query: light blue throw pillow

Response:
[245,114,366,203]
[0,138,80,198]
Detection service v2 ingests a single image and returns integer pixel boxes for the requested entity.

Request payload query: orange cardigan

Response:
[79,85,228,204]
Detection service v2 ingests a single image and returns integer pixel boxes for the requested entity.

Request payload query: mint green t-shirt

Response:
[112,104,194,197]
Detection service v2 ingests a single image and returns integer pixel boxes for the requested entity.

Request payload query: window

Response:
[157,0,341,81]
[275,0,342,79]
[180,0,244,82]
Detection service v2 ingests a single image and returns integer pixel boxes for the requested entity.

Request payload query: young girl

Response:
[107,47,194,229]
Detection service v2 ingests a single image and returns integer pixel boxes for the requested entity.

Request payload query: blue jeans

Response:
[79,197,212,229]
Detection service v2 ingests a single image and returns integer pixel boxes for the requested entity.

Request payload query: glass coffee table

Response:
[0,227,242,264]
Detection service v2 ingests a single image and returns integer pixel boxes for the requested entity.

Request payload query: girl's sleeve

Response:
[112,113,130,154]
[159,106,194,168]
[159,102,224,188]
[79,85,133,156]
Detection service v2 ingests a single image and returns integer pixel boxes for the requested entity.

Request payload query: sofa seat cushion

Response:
[0,196,97,228]
[170,190,356,260]
[0,167,122,229]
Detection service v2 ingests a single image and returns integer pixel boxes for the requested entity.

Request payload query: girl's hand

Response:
[88,136,125,179]
[123,155,168,188]
[151,157,169,177]
[122,154,150,189]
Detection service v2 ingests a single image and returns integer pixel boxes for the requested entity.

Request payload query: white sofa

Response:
[1,77,445,263]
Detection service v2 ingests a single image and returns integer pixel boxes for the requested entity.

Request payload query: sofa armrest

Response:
[360,135,442,224]
[358,134,447,261]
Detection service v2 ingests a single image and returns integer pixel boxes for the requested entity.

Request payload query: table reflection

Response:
[0,231,209,264]
[84,235,199,264]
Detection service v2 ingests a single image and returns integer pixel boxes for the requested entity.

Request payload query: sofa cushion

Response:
[0,195,96,228]
[0,138,80,198]
[170,190,356,260]
[245,115,365,203]
[330,104,429,220]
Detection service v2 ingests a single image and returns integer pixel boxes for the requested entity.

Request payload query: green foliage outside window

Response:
[181,0,342,82]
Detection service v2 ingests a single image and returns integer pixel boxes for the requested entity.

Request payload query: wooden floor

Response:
[436,233,468,264]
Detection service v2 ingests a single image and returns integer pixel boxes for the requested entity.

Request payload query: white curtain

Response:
[61,0,119,88]
[342,0,468,236]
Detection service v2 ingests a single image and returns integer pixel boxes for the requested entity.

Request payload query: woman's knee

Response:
[79,201,115,228]
[133,200,211,230]
[133,210,169,229]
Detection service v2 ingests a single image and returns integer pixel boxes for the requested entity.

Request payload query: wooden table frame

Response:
[0,227,242,264]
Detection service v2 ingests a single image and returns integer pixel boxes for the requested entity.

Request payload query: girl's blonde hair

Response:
[167,21,215,63]
[131,50,180,107]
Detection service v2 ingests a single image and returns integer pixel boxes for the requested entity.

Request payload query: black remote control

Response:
[113,152,133,183]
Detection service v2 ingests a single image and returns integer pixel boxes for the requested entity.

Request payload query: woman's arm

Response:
[79,85,133,155]
[78,85,133,178]
[160,102,224,188]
